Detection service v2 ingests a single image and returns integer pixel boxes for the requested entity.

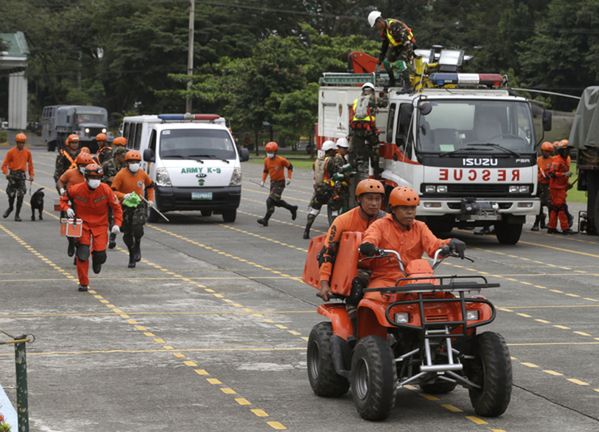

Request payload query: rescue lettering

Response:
[437,168,521,182]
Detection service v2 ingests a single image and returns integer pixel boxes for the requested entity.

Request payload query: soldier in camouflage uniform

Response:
[328,138,352,218]
[2,133,34,221]
[102,146,127,248]
[96,133,113,164]
[303,141,339,239]
[54,134,81,186]
[349,82,380,206]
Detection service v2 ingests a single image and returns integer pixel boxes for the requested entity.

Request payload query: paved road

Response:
[0,148,598,432]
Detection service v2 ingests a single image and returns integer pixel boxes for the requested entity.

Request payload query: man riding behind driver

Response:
[359,186,465,296]
[318,179,387,301]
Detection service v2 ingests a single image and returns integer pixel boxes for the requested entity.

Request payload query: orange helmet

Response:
[80,146,90,154]
[540,141,554,152]
[112,136,127,146]
[84,163,103,178]
[15,133,27,143]
[76,153,94,166]
[355,179,385,197]
[95,133,107,142]
[265,141,278,153]
[389,186,420,207]
[125,150,142,162]
[67,134,80,144]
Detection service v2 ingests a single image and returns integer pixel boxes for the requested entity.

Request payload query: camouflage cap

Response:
[113,146,128,156]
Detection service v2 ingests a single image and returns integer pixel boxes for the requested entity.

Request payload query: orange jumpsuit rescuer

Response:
[60,163,123,291]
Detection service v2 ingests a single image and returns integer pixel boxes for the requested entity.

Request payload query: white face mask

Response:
[266,152,275,158]
[87,179,101,189]
[128,163,140,172]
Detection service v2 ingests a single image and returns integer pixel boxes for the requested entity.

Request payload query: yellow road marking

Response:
[184,360,198,367]
[521,362,539,368]
[535,319,551,324]
[465,416,487,425]
[543,370,563,376]
[207,378,222,385]
[173,353,185,359]
[235,398,251,406]
[221,387,237,395]
[419,393,439,401]
[553,325,570,330]
[573,331,592,337]
[251,408,269,417]
[441,403,463,413]
[194,369,209,376]
[567,378,589,386]
[267,421,287,430]
[519,240,599,258]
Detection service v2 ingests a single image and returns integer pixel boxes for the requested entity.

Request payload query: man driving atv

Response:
[318,179,387,301]
[359,186,465,296]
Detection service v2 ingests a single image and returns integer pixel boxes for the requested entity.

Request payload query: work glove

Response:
[448,238,466,259]
[59,187,66,196]
[359,242,381,257]
[146,200,154,207]
[124,192,134,200]
[111,225,121,235]
[260,181,265,188]
[286,179,292,186]
[66,208,75,218]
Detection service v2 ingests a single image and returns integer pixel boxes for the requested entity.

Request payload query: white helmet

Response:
[361,82,375,92]
[336,137,349,149]
[368,11,382,27]
[321,140,337,153]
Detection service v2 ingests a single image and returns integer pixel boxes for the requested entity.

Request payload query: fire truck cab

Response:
[318,49,551,245]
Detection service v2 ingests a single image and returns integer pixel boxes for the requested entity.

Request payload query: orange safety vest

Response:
[385,18,415,47]
[61,150,77,170]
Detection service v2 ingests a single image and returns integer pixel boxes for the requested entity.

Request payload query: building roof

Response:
[0,31,29,71]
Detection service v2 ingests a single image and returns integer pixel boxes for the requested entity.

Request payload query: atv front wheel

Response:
[467,332,512,417]
[350,336,396,421]
[307,322,349,397]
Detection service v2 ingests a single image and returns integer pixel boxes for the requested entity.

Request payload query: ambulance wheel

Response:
[307,322,349,397]
[222,209,236,223]
[495,222,522,245]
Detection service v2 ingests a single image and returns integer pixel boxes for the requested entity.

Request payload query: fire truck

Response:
[317,48,552,245]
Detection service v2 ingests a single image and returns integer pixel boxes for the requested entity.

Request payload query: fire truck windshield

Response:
[416,100,534,156]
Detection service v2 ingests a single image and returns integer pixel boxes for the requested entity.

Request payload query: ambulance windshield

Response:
[416,100,534,156]
[159,129,236,160]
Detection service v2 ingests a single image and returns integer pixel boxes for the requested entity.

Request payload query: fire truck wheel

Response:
[307,322,349,397]
[420,380,457,394]
[495,222,522,245]
[350,336,396,421]
[467,332,512,417]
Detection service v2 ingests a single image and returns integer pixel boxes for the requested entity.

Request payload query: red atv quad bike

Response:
[303,232,512,421]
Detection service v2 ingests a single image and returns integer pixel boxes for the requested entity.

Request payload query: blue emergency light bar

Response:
[429,73,505,88]
[158,113,221,121]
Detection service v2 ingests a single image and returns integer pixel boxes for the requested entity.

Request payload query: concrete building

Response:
[0,32,29,131]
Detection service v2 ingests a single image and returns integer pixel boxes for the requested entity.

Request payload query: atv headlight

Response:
[229,167,242,186]
[394,312,410,324]
[155,167,172,187]
[466,310,479,321]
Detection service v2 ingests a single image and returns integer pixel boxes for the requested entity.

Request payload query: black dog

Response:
[30,187,44,221]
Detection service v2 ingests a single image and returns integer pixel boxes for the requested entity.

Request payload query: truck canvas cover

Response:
[570,86,599,149]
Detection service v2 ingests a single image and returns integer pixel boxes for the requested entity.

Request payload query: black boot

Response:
[279,200,298,220]
[401,70,412,93]
[14,196,23,221]
[257,210,273,227]
[67,238,76,257]
[303,213,317,239]
[108,232,117,249]
[531,215,541,231]
[128,249,136,268]
[78,284,88,292]
[3,196,15,218]
[540,212,547,229]
[133,239,142,262]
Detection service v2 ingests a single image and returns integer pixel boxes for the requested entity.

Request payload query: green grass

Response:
[568,162,586,203]
[247,156,314,169]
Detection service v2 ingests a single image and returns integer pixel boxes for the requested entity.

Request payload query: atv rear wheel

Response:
[467,332,512,417]
[420,380,457,394]
[307,322,349,397]
[350,336,396,421]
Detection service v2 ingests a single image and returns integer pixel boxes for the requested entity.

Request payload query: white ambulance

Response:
[122,113,249,222]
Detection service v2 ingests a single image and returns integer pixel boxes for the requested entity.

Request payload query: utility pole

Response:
[185,0,195,113]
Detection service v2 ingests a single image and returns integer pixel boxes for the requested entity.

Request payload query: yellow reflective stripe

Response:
[351,99,374,123]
